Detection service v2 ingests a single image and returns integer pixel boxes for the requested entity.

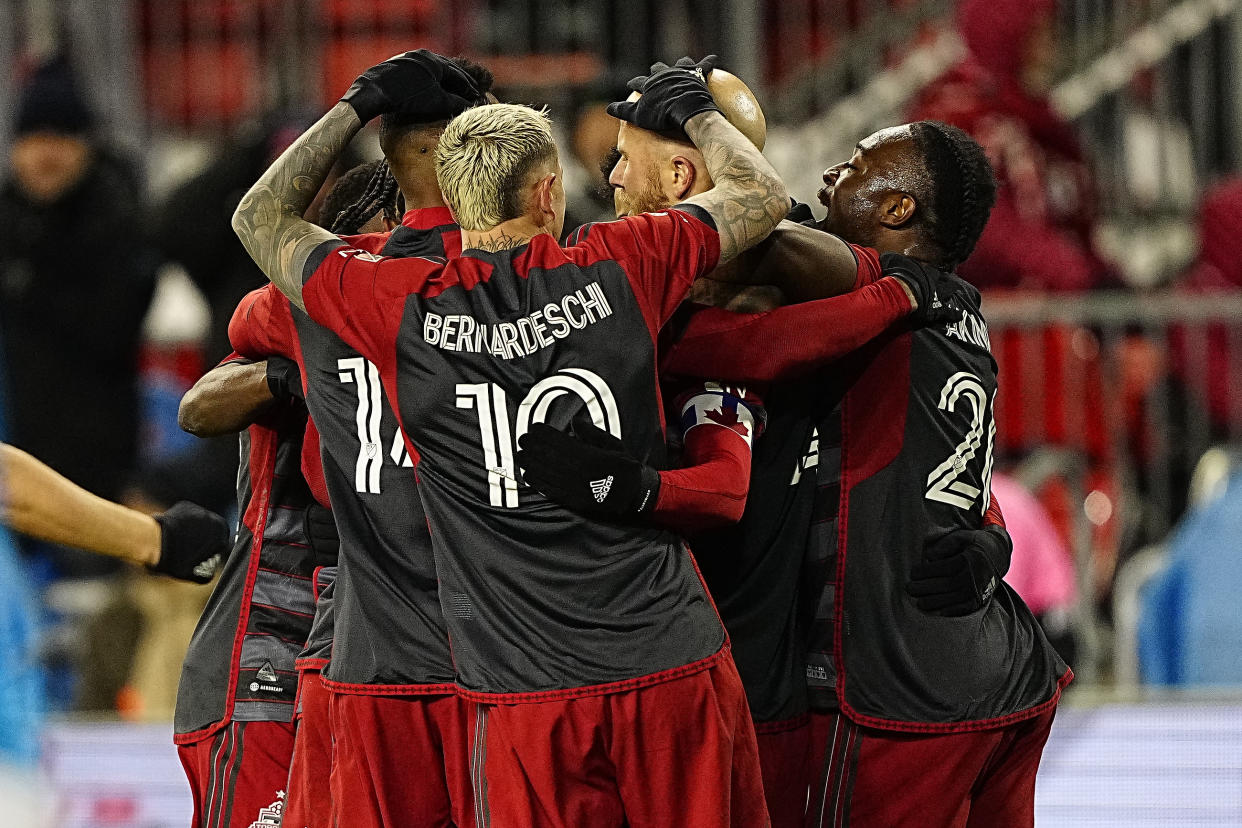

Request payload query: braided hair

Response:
[324,159,403,235]
[908,121,997,270]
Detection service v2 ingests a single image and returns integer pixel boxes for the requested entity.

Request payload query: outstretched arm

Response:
[231,102,361,310]
[663,276,916,383]
[0,444,228,583]
[680,110,789,264]
[1,443,160,565]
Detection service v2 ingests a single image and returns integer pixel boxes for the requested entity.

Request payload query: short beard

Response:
[616,165,669,217]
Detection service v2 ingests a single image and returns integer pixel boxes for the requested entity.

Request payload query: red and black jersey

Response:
[174,359,318,743]
[301,207,728,700]
[805,256,1069,732]
[229,206,459,693]
[658,239,891,725]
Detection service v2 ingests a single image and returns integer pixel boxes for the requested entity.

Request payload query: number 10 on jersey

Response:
[456,368,621,508]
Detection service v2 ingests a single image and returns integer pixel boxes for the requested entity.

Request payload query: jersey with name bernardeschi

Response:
[174,389,318,742]
[229,206,462,693]
[805,257,1070,732]
[302,207,728,699]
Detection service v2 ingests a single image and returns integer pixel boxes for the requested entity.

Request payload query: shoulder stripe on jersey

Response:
[302,239,347,285]
[668,202,717,231]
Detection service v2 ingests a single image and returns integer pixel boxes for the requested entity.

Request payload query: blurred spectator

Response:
[910,0,1112,291]
[0,57,156,577]
[1139,466,1242,686]
[153,112,355,364]
[993,472,1078,665]
[141,114,357,517]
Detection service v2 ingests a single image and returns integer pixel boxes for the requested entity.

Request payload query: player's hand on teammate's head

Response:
[906,525,1012,616]
[607,55,721,135]
[340,49,481,125]
[150,502,230,584]
[515,422,661,519]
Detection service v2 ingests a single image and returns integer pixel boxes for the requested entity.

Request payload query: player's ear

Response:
[669,155,698,201]
[879,192,917,229]
[533,173,557,225]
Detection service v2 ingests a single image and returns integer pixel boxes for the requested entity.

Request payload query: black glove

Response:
[340,49,481,125]
[265,356,304,405]
[516,422,661,518]
[150,502,230,584]
[625,55,720,93]
[880,253,957,325]
[304,504,340,567]
[606,55,721,134]
[907,525,1013,616]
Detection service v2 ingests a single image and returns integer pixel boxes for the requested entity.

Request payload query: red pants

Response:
[805,707,1057,828]
[328,691,474,828]
[284,670,333,828]
[756,717,814,828]
[472,659,768,828]
[177,720,296,828]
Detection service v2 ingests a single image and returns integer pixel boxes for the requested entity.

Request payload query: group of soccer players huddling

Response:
[167,48,1071,828]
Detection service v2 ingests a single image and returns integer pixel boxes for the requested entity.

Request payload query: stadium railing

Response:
[986,290,1242,685]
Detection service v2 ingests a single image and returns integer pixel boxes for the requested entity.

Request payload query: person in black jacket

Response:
[0,57,156,578]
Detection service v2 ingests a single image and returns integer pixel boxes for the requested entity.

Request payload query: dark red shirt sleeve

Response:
[228,287,329,506]
[653,384,766,532]
[571,207,721,333]
[301,244,437,368]
[850,242,884,288]
[228,284,298,361]
[661,276,912,383]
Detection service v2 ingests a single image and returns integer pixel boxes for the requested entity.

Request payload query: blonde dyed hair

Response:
[435,103,557,230]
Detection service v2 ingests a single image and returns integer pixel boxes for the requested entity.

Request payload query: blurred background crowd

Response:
[1,0,1241,823]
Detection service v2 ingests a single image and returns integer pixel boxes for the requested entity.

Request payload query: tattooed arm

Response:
[231,102,361,310]
[679,110,789,264]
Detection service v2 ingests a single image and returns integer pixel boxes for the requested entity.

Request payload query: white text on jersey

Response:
[944,307,991,353]
[423,282,614,359]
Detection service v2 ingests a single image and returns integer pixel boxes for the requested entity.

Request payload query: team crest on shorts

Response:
[249,790,284,827]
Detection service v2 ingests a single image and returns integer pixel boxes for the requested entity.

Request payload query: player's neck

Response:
[868,227,943,268]
[462,217,553,253]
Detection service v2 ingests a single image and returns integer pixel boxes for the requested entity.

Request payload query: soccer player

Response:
[173,355,327,828]
[232,50,787,826]
[528,61,985,828]
[230,65,496,820]
[0,442,227,583]
[656,121,1068,826]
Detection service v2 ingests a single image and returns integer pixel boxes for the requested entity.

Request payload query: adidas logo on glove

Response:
[590,475,615,503]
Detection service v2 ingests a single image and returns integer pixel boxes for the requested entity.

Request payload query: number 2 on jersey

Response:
[925,371,996,516]
[457,368,621,508]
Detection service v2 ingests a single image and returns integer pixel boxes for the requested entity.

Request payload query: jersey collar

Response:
[402,206,456,231]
